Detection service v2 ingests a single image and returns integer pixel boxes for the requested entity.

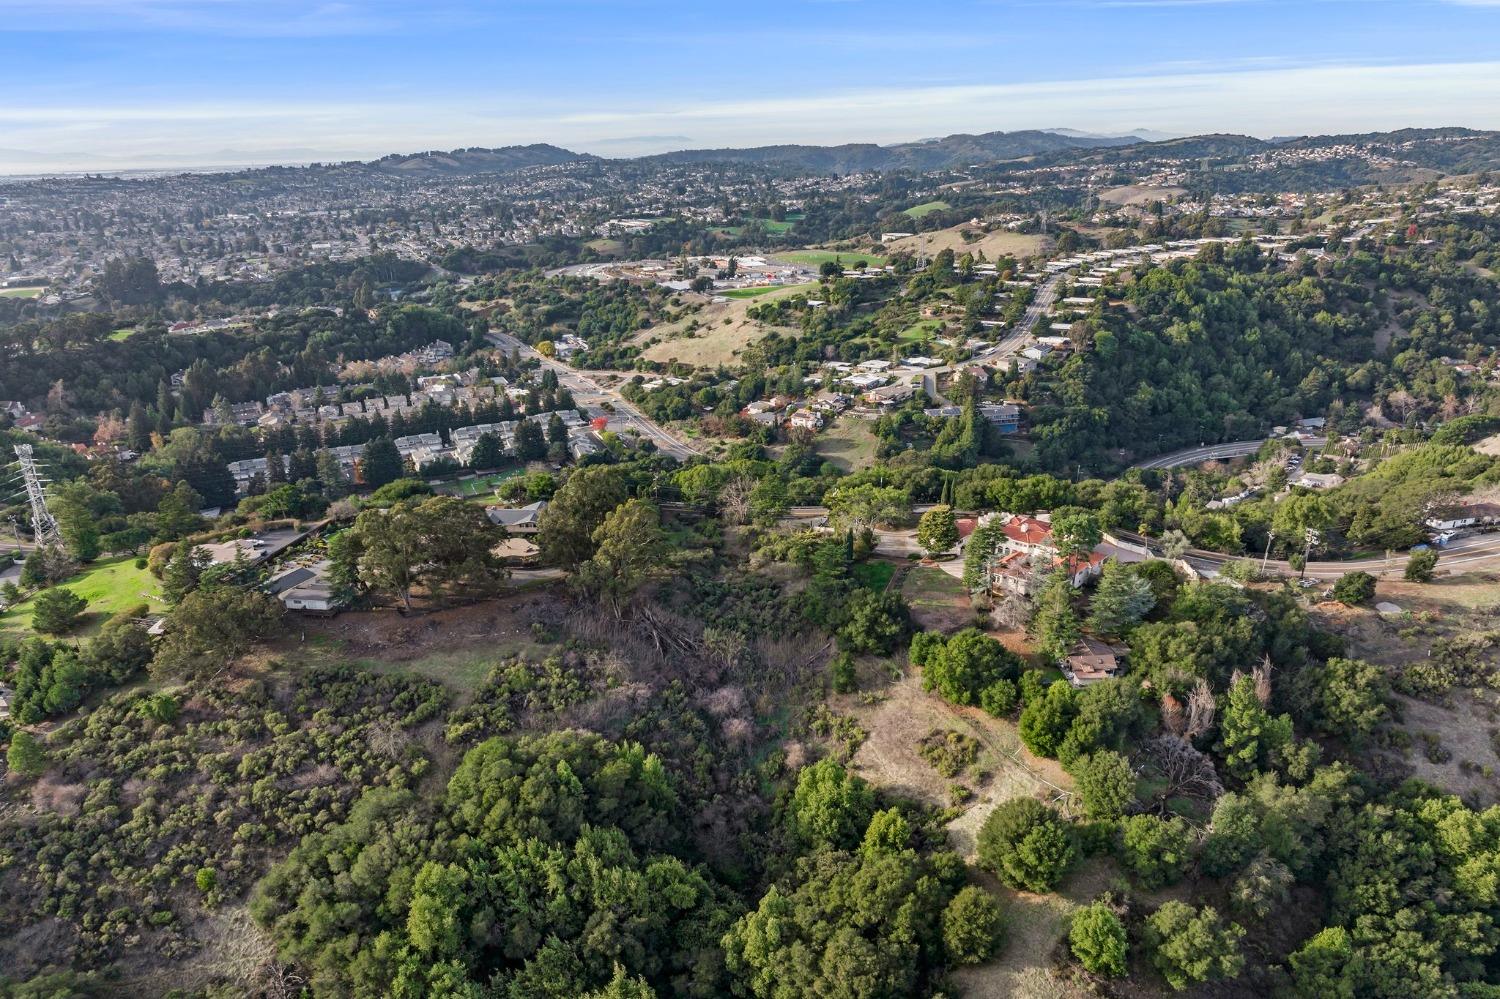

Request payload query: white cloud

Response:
[3,59,1499,172]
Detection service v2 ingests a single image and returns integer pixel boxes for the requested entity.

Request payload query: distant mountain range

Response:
[358,129,1162,177]
[352,126,1500,180]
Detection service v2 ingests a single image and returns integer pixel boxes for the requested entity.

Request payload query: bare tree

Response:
[1186,679,1217,740]
[1253,655,1274,707]
[720,475,755,525]
[1144,735,1224,808]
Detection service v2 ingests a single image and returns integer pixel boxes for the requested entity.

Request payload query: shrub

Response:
[1405,548,1438,582]
[942,886,1005,965]
[1331,571,1376,606]
[32,588,87,635]
[1120,814,1193,889]
[1143,902,1245,991]
[977,797,1075,892]
[1070,901,1128,977]
[1073,750,1136,820]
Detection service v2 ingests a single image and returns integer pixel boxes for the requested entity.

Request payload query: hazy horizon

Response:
[4,0,1500,175]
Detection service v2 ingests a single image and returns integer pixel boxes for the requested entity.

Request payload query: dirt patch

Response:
[844,673,1075,839]
[951,859,1117,998]
[1397,691,1500,805]
[636,291,803,368]
[1476,434,1500,458]
[879,226,1050,263]
[1099,185,1187,207]
[285,594,569,691]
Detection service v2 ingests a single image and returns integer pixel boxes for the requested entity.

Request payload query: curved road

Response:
[1133,436,1328,470]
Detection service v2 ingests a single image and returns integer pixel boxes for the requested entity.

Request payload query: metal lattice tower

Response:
[13,444,60,548]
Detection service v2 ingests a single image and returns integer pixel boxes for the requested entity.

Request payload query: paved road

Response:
[919,272,1065,403]
[487,330,704,460]
[1133,436,1328,470]
[1115,528,1500,580]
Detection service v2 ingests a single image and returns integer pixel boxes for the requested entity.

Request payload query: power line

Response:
[12,444,60,548]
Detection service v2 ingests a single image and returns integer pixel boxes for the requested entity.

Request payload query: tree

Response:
[1287,926,1359,999]
[359,436,403,489]
[977,797,1075,892]
[1120,814,1193,889]
[836,589,909,655]
[1019,675,1078,758]
[468,431,505,469]
[515,418,547,461]
[913,628,1022,707]
[574,499,670,617]
[346,496,503,610]
[1142,902,1244,991]
[1404,548,1439,582]
[162,543,210,604]
[1051,509,1102,560]
[1074,750,1136,820]
[6,731,46,777]
[1229,853,1293,921]
[151,587,283,678]
[915,505,959,558]
[1331,571,1376,606]
[1219,673,1292,781]
[942,886,1005,965]
[537,466,630,567]
[788,758,875,850]
[315,450,351,499]
[1309,657,1389,741]
[32,588,87,635]
[1069,902,1127,977]
[1086,561,1156,636]
[1031,574,1081,661]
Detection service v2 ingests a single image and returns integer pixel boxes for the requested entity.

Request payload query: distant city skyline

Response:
[4,0,1500,173]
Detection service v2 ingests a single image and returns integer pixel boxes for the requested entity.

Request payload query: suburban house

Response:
[983,513,1109,596]
[1424,502,1500,532]
[486,500,546,533]
[1062,637,1127,687]
[267,561,346,615]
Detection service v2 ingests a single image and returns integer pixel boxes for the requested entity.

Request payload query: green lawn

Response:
[852,560,896,592]
[1,556,163,637]
[898,319,944,343]
[0,287,44,299]
[109,328,136,341]
[904,201,951,219]
[437,469,525,503]
[777,250,888,269]
[722,281,819,300]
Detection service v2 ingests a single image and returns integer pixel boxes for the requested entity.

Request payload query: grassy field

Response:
[638,285,807,368]
[898,319,944,343]
[0,556,163,637]
[716,218,796,237]
[813,417,879,472]
[777,249,888,268]
[109,328,136,342]
[0,287,44,299]
[722,281,818,300]
[880,227,1048,261]
[437,469,524,502]
[904,201,951,219]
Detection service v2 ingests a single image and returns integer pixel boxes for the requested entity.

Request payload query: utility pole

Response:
[12,444,60,549]
[1300,527,1320,580]
[1260,530,1276,575]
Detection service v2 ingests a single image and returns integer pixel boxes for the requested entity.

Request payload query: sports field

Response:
[0,287,44,299]
[722,281,818,300]
[438,470,523,502]
[776,250,888,268]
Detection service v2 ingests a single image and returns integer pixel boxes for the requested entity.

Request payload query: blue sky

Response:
[3,0,1500,172]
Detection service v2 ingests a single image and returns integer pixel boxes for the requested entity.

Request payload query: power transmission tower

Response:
[12,444,60,548]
